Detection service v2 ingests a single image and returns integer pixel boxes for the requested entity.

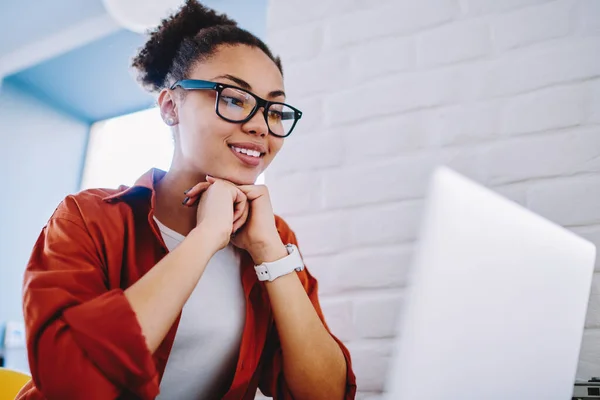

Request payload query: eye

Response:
[221,96,245,108]
[268,109,283,122]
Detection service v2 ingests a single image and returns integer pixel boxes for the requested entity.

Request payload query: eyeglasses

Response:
[170,79,302,138]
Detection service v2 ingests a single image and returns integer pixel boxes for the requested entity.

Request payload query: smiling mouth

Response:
[228,145,265,158]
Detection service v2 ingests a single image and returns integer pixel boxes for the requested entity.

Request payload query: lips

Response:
[228,143,266,167]
[228,142,267,154]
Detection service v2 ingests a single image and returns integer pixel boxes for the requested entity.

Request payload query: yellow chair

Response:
[0,367,31,400]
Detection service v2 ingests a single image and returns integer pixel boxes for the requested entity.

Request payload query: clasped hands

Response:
[182,176,286,264]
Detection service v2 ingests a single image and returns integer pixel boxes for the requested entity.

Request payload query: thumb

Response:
[236,184,267,202]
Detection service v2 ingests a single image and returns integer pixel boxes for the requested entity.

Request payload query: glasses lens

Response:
[267,103,297,137]
[218,87,256,121]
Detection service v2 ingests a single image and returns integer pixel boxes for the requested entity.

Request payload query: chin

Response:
[216,169,260,186]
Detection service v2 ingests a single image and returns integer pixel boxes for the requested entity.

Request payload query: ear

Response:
[158,88,178,125]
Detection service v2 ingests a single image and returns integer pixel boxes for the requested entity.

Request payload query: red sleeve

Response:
[258,222,357,400]
[19,197,158,400]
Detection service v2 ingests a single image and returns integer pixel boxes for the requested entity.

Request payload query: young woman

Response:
[17,1,356,399]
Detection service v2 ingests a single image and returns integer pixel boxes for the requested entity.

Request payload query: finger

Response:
[232,185,249,232]
[204,175,248,208]
[236,184,268,202]
[183,181,211,198]
[232,193,247,223]
[182,182,211,206]
[232,201,249,233]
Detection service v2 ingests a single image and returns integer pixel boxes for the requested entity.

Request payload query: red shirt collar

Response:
[102,168,166,203]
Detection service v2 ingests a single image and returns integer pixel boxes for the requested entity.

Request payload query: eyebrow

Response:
[212,74,286,99]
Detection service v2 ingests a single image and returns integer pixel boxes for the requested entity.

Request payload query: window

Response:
[80,107,263,190]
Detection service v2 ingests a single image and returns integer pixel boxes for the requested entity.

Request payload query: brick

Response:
[576,0,600,34]
[288,96,323,135]
[463,0,552,16]
[422,101,502,145]
[330,150,485,209]
[324,68,457,126]
[302,254,339,295]
[285,212,345,256]
[500,84,586,136]
[492,0,574,51]
[335,245,415,292]
[344,201,424,247]
[320,298,355,342]
[444,61,490,102]
[346,339,395,392]
[284,50,353,98]
[305,246,414,295]
[354,293,405,339]
[584,273,600,328]
[417,20,491,67]
[527,176,600,227]
[493,182,529,206]
[267,0,363,31]
[324,0,459,49]
[269,171,322,216]
[586,79,600,124]
[485,37,600,97]
[485,127,600,185]
[439,147,489,183]
[267,22,323,63]
[267,130,343,176]
[570,226,600,272]
[576,328,600,380]
[351,35,416,81]
[341,112,439,163]
[322,152,445,208]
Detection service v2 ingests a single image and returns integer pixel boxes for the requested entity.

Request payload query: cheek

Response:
[178,105,226,154]
[269,138,284,157]
[262,138,284,170]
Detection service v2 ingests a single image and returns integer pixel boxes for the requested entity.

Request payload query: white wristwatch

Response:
[254,244,305,282]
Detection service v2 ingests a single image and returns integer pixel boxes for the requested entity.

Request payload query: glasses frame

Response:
[170,79,302,138]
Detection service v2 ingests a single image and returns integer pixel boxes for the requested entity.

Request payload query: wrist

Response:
[188,225,222,255]
[250,238,287,264]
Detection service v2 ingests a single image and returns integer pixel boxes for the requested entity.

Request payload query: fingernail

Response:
[184,188,191,195]
[182,197,189,205]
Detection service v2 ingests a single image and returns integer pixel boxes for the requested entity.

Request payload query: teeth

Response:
[232,146,261,158]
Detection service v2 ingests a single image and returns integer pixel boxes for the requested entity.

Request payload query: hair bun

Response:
[132,0,236,92]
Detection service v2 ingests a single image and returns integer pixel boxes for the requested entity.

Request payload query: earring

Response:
[165,117,176,126]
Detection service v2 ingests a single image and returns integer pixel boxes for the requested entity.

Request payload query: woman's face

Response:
[167,44,286,185]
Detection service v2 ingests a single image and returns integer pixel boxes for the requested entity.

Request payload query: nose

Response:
[242,107,269,137]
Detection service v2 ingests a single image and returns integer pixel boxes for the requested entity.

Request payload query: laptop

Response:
[385,166,596,400]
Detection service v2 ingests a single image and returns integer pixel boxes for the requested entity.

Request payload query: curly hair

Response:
[131,0,283,93]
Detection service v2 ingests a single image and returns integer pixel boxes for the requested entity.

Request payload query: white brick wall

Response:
[491,0,573,51]
[266,0,600,397]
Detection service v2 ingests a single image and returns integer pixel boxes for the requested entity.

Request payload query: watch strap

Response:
[254,244,304,282]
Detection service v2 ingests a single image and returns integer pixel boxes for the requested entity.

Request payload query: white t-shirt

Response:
[154,217,246,400]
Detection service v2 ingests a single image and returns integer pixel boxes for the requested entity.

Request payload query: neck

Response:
[154,165,207,236]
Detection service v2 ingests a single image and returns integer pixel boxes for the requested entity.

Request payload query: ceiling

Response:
[0,0,107,56]
[0,0,267,123]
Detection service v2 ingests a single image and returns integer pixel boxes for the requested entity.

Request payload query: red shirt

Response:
[18,169,357,400]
